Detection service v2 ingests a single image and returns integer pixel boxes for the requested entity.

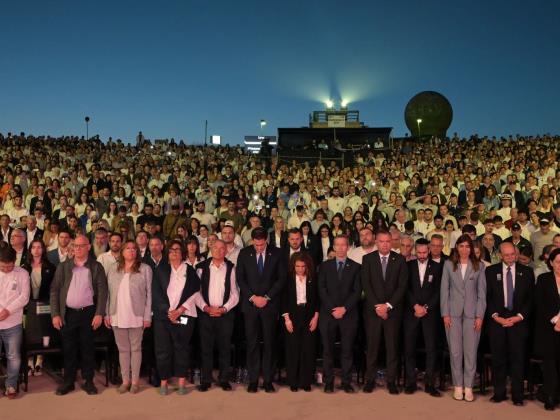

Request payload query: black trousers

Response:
[61,306,96,384]
[285,305,317,388]
[364,312,401,383]
[542,335,560,401]
[404,312,438,386]
[319,312,357,385]
[153,317,195,380]
[198,311,234,384]
[244,309,277,383]
[488,319,528,400]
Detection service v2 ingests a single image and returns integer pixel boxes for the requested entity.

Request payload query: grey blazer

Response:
[440,259,486,319]
[106,263,153,322]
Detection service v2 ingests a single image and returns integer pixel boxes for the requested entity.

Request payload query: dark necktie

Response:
[381,256,388,279]
[337,261,344,280]
[257,253,264,275]
[506,266,514,311]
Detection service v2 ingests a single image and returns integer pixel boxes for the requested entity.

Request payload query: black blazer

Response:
[268,230,288,249]
[361,251,408,317]
[24,228,44,246]
[281,274,319,320]
[151,261,201,321]
[0,227,13,243]
[405,259,442,314]
[22,260,56,301]
[485,262,534,320]
[142,254,168,271]
[236,245,287,313]
[318,258,361,317]
[534,272,560,358]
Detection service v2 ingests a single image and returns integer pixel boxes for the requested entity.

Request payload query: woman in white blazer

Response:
[105,240,152,394]
[440,234,486,402]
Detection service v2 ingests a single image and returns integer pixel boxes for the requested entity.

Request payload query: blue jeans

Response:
[0,324,23,388]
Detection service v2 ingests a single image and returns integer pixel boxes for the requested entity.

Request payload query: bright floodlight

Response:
[260,119,267,128]
[325,100,334,108]
[417,118,422,123]
[341,100,348,107]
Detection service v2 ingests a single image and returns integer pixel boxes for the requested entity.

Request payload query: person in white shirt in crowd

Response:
[0,245,30,399]
[192,201,216,233]
[287,205,311,230]
[97,232,123,275]
[220,224,241,266]
[348,227,377,265]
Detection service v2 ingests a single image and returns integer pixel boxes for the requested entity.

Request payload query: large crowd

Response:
[0,132,559,410]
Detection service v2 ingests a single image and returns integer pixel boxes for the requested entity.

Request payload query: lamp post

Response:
[85,116,90,140]
[260,119,267,134]
[416,118,422,139]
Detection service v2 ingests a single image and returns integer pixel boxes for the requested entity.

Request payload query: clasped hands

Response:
[203,305,227,317]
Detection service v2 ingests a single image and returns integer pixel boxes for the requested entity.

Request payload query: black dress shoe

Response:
[512,399,524,406]
[81,381,98,395]
[197,383,211,392]
[490,395,507,403]
[247,382,258,393]
[264,382,275,393]
[545,397,556,411]
[290,386,298,392]
[342,383,355,393]
[55,383,75,396]
[387,382,400,395]
[302,385,311,392]
[404,384,417,394]
[220,382,232,391]
[324,382,334,393]
[425,385,441,397]
[363,381,376,393]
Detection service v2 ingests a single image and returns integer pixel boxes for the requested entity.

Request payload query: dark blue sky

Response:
[1,1,559,144]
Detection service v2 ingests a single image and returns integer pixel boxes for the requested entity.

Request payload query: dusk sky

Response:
[1,1,559,144]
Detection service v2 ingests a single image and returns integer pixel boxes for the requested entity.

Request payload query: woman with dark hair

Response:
[440,234,486,402]
[299,221,313,251]
[281,252,319,392]
[105,240,152,394]
[22,238,55,376]
[534,247,560,410]
[330,213,344,237]
[185,235,204,267]
[317,223,333,264]
[152,239,200,395]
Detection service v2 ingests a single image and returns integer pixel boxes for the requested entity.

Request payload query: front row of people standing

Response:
[1,227,557,411]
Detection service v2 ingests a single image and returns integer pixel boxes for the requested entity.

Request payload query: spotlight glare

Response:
[325,100,334,108]
[341,100,348,107]
[417,118,423,123]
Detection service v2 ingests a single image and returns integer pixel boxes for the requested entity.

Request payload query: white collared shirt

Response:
[167,263,187,311]
[295,275,307,305]
[195,260,240,312]
[26,228,37,247]
[418,259,428,286]
[0,267,30,329]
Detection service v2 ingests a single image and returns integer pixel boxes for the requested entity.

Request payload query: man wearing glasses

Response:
[50,234,108,396]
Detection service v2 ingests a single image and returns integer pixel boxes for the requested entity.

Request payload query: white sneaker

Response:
[453,386,464,400]
[464,387,474,402]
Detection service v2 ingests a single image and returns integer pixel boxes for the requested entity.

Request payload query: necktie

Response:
[381,256,387,279]
[257,253,264,275]
[506,266,514,311]
[337,261,344,280]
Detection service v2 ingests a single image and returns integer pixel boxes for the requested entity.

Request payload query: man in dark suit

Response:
[403,238,442,396]
[0,214,13,244]
[486,242,534,406]
[29,185,52,217]
[318,235,362,393]
[362,230,408,394]
[236,227,286,393]
[428,234,448,263]
[24,216,43,249]
[47,229,73,266]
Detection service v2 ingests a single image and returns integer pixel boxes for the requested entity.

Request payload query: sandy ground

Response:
[1,372,555,420]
